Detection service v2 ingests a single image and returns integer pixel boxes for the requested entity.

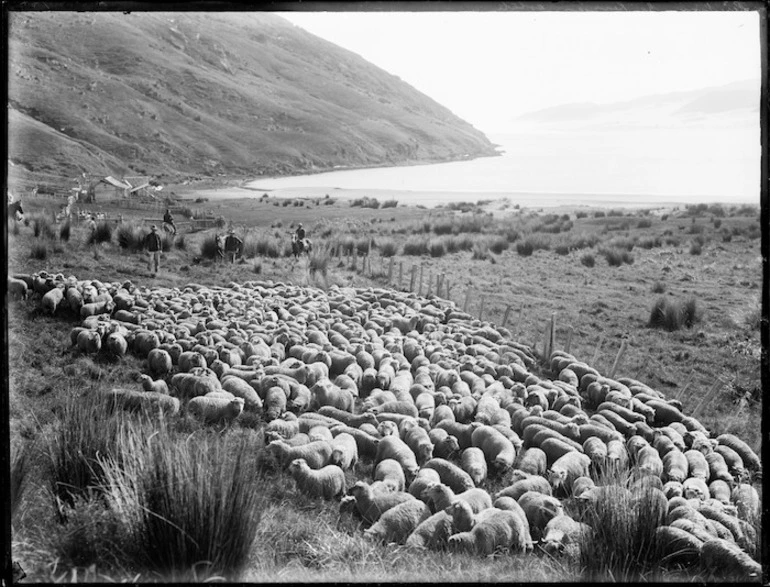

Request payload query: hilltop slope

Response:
[7,11,497,189]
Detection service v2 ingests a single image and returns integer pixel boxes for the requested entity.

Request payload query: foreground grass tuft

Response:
[648,296,700,331]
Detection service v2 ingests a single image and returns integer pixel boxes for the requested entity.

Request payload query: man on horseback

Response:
[291,223,311,257]
[162,208,177,235]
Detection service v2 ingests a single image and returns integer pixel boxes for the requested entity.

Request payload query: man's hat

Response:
[228,228,235,234]
[151,225,158,231]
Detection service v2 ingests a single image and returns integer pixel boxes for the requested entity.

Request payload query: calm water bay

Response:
[246,128,760,209]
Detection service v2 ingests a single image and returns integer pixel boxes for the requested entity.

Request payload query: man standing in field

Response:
[224,228,243,263]
[144,224,163,275]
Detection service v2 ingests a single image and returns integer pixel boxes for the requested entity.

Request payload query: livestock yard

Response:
[6,192,765,582]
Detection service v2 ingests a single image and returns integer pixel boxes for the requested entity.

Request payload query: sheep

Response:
[496,476,552,501]
[460,447,488,486]
[635,444,664,478]
[715,433,761,472]
[571,476,596,499]
[402,424,434,466]
[264,386,288,422]
[139,374,169,394]
[697,504,750,551]
[221,376,262,411]
[714,445,746,477]
[428,428,460,459]
[308,425,334,443]
[374,459,407,492]
[311,378,355,411]
[654,526,703,564]
[187,396,244,424]
[682,477,710,501]
[662,449,689,483]
[425,483,492,514]
[265,439,333,470]
[700,538,762,578]
[170,372,222,399]
[684,449,710,480]
[364,499,431,544]
[8,277,28,301]
[348,480,417,524]
[377,420,399,437]
[540,514,592,558]
[330,425,380,459]
[405,509,455,550]
[422,458,475,493]
[264,413,301,441]
[517,491,564,541]
[105,332,129,357]
[147,348,173,376]
[471,424,516,472]
[448,507,531,555]
[514,447,547,476]
[408,468,442,501]
[374,435,420,481]
[103,388,180,416]
[328,432,358,470]
[549,451,591,496]
[41,285,65,315]
[704,452,733,485]
[287,458,346,500]
[76,329,102,354]
[731,484,760,522]
[317,405,378,428]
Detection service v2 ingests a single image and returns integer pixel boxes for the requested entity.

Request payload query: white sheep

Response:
[701,538,762,578]
[187,396,244,424]
[348,480,417,524]
[422,457,475,493]
[76,329,102,354]
[287,458,346,500]
[374,435,419,481]
[374,458,406,492]
[460,447,488,486]
[496,476,552,501]
[329,432,359,470]
[264,386,288,422]
[405,509,455,550]
[448,507,531,555]
[170,372,222,398]
[540,514,592,558]
[105,332,129,357]
[408,468,442,501]
[731,484,760,522]
[265,439,333,470]
[104,388,179,416]
[221,376,262,411]
[402,423,434,466]
[147,348,173,376]
[8,277,28,301]
[139,374,169,394]
[177,350,208,372]
[548,451,591,496]
[517,491,565,541]
[364,499,431,544]
[425,483,492,515]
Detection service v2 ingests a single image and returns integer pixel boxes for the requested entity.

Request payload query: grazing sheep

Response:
[41,286,65,315]
[654,526,703,564]
[714,445,746,477]
[704,452,733,485]
[374,459,407,492]
[540,514,592,558]
[402,424,434,466]
[514,447,547,476]
[517,491,564,541]
[423,458,475,493]
[549,451,591,496]
[496,476,552,501]
[448,507,531,555]
[635,445,664,478]
[330,424,381,459]
[329,432,358,470]
[425,483,492,514]
[684,449,710,480]
[571,476,596,499]
[288,458,346,500]
[8,277,28,301]
[104,388,179,416]
[105,332,129,357]
[221,376,262,411]
[308,425,334,443]
[716,434,761,472]
[311,378,355,411]
[318,405,378,428]
[731,484,760,521]
[76,329,102,354]
[348,480,417,524]
[405,509,455,550]
[374,435,420,481]
[682,477,710,501]
[700,538,762,578]
[377,420,400,437]
[662,449,689,483]
[147,348,173,376]
[264,386,288,422]
[187,396,244,424]
[428,428,460,459]
[170,372,222,398]
[471,424,516,472]
[408,468,442,501]
[460,447,488,486]
[264,413,301,440]
[139,374,169,394]
[364,499,431,544]
[265,439,333,470]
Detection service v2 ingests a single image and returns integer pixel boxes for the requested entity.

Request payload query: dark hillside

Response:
[7,11,497,189]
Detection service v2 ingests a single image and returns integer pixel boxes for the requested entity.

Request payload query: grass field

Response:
[7,194,763,582]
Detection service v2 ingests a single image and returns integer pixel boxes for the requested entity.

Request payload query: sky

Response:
[277,9,761,135]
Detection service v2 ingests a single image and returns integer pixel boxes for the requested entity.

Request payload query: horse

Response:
[291,234,312,258]
[8,200,23,221]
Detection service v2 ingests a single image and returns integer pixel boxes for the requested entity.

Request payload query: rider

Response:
[296,223,306,241]
[163,208,176,235]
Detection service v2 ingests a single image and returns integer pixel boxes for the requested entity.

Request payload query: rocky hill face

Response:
[7,11,497,190]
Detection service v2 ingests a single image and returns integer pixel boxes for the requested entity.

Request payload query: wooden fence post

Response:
[479,296,486,321]
[427,270,433,296]
[388,257,394,283]
[608,338,628,379]
[565,325,574,353]
[692,379,723,418]
[463,289,471,313]
[410,265,417,291]
[591,335,605,366]
[418,265,424,296]
[502,305,512,328]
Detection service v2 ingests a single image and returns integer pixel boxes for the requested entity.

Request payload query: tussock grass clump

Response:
[445,234,475,253]
[689,223,705,235]
[637,236,662,249]
[488,237,509,254]
[594,211,606,218]
[199,233,222,259]
[575,210,588,219]
[648,296,700,331]
[308,248,330,276]
[11,441,30,522]
[350,196,380,209]
[89,221,113,245]
[429,238,447,258]
[117,223,145,251]
[689,241,703,255]
[161,233,174,252]
[600,247,634,267]
[378,239,398,257]
[174,233,186,250]
[356,238,372,256]
[32,213,57,240]
[554,243,570,255]
[30,241,48,260]
[712,218,722,229]
[59,219,71,242]
[721,229,733,243]
[517,233,551,256]
[578,471,665,582]
[471,242,489,260]
[502,227,521,243]
[606,236,635,251]
[636,218,653,229]
[100,423,264,580]
[580,252,595,267]
[381,199,398,208]
[651,281,666,294]
[403,236,430,256]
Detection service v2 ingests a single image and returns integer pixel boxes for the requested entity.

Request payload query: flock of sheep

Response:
[10,269,763,579]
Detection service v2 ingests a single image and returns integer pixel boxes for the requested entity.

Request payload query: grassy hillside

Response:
[7,11,497,191]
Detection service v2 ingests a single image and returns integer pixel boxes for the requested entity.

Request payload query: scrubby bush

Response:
[378,239,398,257]
[428,239,446,258]
[689,223,705,235]
[649,296,700,331]
[636,218,653,229]
[594,211,606,218]
[488,237,509,254]
[607,209,624,217]
[445,234,475,253]
[309,248,330,277]
[175,233,186,250]
[516,240,534,257]
[471,242,489,260]
[502,227,521,243]
[601,247,634,266]
[554,243,570,255]
[350,197,380,209]
[89,221,113,245]
[200,233,222,259]
[575,211,588,219]
[580,252,595,267]
[651,281,666,294]
[356,238,372,256]
[712,218,722,229]
[636,236,662,249]
[381,199,398,208]
[32,214,56,240]
[117,223,145,251]
[59,219,71,242]
[689,241,703,255]
[30,242,47,260]
[403,236,430,256]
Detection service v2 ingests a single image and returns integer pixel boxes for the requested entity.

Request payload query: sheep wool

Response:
[349,481,417,524]
[148,348,173,376]
[408,468,442,501]
[221,376,262,411]
[266,439,333,470]
[460,447,488,486]
[541,514,592,558]
[8,277,28,301]
[104,388,180,416]
[374,459,406,492]
[76,329,102,354]
[187,396,244,424]
[105,332,129,357]
[140,374,169,394]
[288,458,346,500]
[422,458,475,493]
[364,499,431,544]
[517,491,564,541]
[426,483,492,515]
[329,432,359,470]
[405,510,455,550]
[374,435,420,481]
[448,508,531,555]
[548,451,591,495]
